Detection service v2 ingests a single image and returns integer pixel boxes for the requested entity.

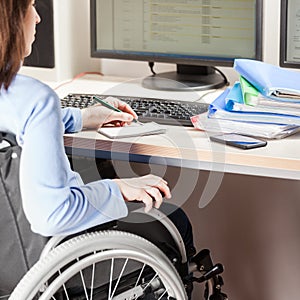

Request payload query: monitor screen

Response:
[91,0,263,91]
[280,0,300,69]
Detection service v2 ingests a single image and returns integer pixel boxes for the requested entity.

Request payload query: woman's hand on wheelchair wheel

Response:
[113,174,171,213]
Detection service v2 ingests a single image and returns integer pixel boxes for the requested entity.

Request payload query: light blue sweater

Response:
[0,74,128,236]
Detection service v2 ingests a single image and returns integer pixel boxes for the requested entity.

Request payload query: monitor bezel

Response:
[90,0,263,68]
[279,0,299,68]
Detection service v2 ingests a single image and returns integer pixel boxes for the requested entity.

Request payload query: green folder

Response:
[239,76,259,106]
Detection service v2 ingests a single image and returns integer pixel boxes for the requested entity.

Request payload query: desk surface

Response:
[53,75,300,181]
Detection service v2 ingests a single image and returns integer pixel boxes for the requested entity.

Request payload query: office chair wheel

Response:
[10,230,187,300]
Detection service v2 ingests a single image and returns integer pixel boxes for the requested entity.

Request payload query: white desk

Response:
[54,75,300,300]
[54,74,300,181]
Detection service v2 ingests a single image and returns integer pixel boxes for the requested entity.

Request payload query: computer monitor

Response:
[24,0,54,68]
[91,0,263,91]
[280,0,300,69]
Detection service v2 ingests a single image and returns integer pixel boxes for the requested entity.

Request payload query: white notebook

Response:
[97,122,166,139]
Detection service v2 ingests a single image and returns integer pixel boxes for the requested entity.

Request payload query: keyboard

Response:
[61,93,209,127]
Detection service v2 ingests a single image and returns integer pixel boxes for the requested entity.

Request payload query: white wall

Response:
[263,0,281,66]
[20,0,284,84]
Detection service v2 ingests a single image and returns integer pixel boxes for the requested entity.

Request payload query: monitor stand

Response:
[142,64,227,91]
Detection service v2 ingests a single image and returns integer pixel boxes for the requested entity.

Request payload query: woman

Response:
[0,0,172,237]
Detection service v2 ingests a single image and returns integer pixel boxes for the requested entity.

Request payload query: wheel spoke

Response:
[134,264,146,288]
[157,288,168,300]
[108,258,114,299]
[109,258,128,300]
[142,272,159,292]
[78,257,89,299]
[59,269,70,300]
[89,252,96,300]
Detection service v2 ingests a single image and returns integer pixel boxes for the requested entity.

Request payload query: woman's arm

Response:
[19,85,171,236]
[19,88,128,236]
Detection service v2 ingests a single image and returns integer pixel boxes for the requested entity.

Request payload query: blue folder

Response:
[208,87,300,126]
[234,59,300,102]
[223,82,300,116]
[224,82,244,111]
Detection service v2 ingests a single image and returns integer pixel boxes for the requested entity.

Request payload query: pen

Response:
[93,95,141,124]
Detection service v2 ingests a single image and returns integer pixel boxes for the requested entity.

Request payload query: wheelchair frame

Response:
[9,208,227,300]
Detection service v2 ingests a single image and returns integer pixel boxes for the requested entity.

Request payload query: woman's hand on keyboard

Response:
[113,175,172,213]
[81,96,138,129]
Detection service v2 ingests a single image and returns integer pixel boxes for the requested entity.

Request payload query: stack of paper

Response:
[222,82,300,121]
[191,90,300,139]
[191,59,300,139]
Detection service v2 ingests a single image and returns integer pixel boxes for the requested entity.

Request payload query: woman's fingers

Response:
[113,175,172,213]
[145,187,164,209]
[137,191,154,213]
[105,96,138,120]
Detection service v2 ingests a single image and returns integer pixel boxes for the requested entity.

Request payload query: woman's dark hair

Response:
[0,0,31,89]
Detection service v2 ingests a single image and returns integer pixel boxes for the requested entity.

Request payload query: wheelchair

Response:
[0,132,228,300]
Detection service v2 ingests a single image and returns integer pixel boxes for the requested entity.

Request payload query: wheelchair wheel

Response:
[10,230,187,300]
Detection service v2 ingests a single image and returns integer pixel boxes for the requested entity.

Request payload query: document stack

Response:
[192,59,300,139]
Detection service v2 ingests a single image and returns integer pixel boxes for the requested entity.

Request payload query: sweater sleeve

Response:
[61,107,83,133]
[19,87,128,236]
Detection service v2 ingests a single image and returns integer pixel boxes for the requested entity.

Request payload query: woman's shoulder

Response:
[0,74,62,143]
[14,74,54,94]
[3,74,61,120]
[11,74,59,107]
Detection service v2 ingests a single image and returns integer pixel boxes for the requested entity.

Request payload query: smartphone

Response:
[210,133,267,149]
